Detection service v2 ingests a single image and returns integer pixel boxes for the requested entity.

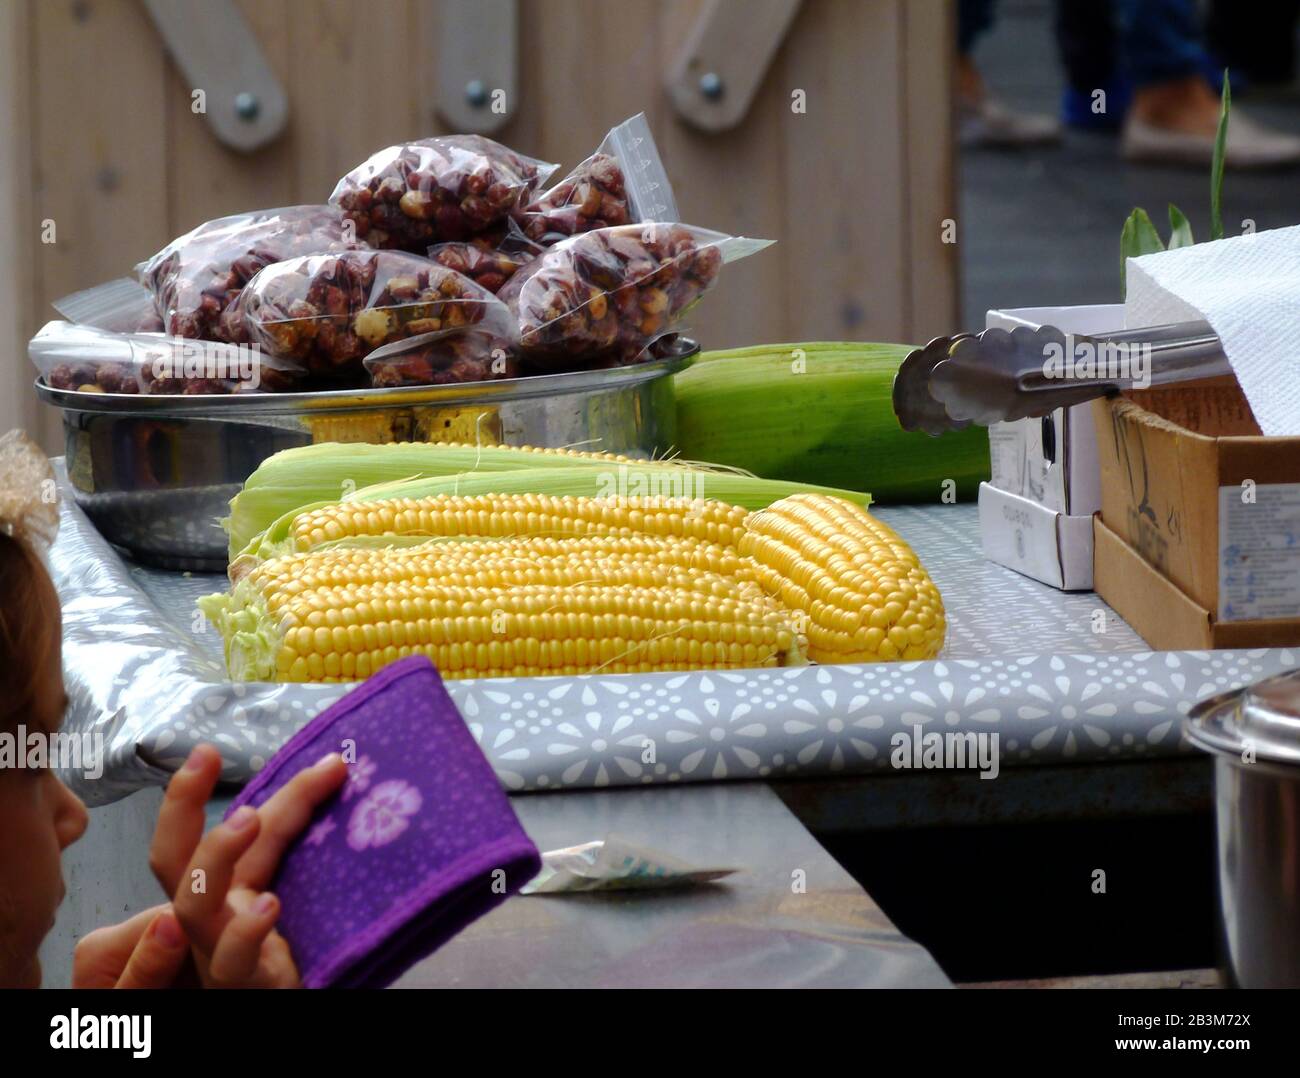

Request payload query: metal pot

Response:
[1185,667,1300,988]
[36,340,696,572]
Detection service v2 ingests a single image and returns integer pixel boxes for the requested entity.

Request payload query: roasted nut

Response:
[427,234,539,295]
[232,249,509,382]
[518,152,631,244]
[367,329,520,387]
[331,136,555,253]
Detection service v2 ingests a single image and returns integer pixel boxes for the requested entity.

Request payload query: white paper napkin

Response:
[1125,224,1300,435]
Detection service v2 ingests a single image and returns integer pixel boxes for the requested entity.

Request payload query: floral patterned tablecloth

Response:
[51,472,1297,805]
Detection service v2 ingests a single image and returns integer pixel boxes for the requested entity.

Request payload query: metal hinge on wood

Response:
[666,0,802,132]
[142,0,288,153]
[433,0,518,135]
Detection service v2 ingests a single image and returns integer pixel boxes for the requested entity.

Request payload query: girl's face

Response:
[0,636,88,988]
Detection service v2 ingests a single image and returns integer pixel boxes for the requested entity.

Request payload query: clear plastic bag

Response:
[29,321,299,395]
[330,135,558,252]
[135,205,364,341]
[426,224,543,294]
[364,328,521,388]
[516,113,678,245]
[497,223,773,369]
[230,249,514,382]
[52,278,164,333]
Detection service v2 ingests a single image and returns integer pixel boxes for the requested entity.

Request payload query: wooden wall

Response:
[1,0,956,452]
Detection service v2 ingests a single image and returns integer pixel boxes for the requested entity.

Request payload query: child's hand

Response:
[73,905,194,988]
[148,744,347,988]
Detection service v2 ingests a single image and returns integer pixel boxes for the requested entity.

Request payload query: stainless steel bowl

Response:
[37,339,697,571]
[1185,668,1300,988]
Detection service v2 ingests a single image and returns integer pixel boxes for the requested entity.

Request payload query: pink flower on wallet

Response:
[306,816,336,846]
[347,779,423,851]
[343,754,378,801]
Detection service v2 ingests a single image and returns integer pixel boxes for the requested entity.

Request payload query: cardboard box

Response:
[1092,382,1300,648]
[979,303,1123,590]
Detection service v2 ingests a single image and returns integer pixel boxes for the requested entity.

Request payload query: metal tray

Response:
[37,340,697,571]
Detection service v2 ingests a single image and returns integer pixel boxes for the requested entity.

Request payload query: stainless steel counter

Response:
[39,781,950,989]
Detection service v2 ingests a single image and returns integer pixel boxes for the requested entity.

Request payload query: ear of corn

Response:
[200,492,945,683]
[225,440,871,559]
[674,342,990,503]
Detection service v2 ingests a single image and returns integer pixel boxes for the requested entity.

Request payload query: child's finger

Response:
[72,905,172,989]
[206,893,281,987]
[114,909,190,989]
[235,754,347,889]
[150,744,224,896]
[172,805,262,953]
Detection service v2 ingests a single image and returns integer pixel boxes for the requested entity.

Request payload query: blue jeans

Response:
[961,0,1205,88]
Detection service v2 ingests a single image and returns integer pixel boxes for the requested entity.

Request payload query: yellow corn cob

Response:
[200,492,944,683]
[288,493,750,554]
[740,493,945,662]
[248,534,757,596]
[201,535,804,682]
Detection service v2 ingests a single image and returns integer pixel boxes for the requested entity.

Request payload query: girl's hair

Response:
[0,532,62,734]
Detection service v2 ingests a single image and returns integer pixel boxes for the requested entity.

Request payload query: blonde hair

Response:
[0,533,62,734]
[0,431,63,734]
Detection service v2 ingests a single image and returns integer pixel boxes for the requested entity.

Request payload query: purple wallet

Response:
[226,655,540,988]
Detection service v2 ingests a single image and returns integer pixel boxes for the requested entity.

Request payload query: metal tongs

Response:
[893,320,1233,435]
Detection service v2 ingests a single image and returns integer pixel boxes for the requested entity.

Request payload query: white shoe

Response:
[1122,110,1300,168]
[959,97,1062,148]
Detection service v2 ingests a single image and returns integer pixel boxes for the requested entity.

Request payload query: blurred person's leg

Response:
[1056,0,1130,130]
[1206,0,1300,85]
[957,0,1062,147]
[1118,0,1300,165]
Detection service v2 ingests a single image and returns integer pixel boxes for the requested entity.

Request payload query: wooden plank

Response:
[164,0,295,234]
[293,0,420,204]
[901,0,958,344]
[656,0,790,353]
[779,0,907,345]
[30,0,170,452]
[0,0,35,441]
[515,0,665,169]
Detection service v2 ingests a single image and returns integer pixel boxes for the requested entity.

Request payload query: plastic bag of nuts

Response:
[52,278,165,333]
[364,328,520,388]
[330,135,558,253]
[228,249,514,382]
[29,321,301,396]
[497,223,772,369]
[516,114,678,246]
[135,205,364,341]
[426,225,543,295]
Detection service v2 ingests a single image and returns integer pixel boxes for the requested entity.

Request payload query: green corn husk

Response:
[674,342,990,503]
[227,441,688,558]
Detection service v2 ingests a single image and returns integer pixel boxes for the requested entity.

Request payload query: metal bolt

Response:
[234,92,261,122]
[465,80,489,108]
[699,72,725,100]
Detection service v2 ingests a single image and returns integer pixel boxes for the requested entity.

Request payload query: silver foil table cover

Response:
[49,467,1300,805]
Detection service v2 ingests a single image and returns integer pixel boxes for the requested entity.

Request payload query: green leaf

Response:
[1211,70,1230,240]
[1167,204,1194,249]
[1120,208,1165,293]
